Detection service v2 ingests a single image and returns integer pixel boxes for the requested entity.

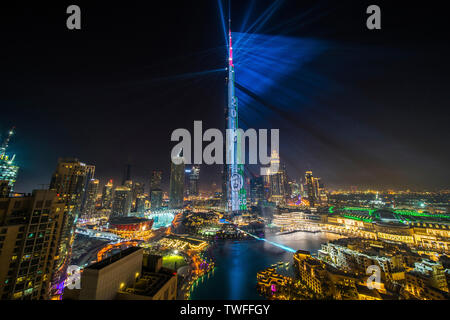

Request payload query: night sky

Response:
[1,1,449,192]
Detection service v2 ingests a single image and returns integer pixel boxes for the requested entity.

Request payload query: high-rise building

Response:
[111,186,132,219]
[131,182,145,212]
[268,151,286,205]
[150,190,163,210]
[250,176,264,206]
[169,154,184,209]
[150,170,163,210]
[135,195,146,217]
[0,127,19,191]
[82,179,99,218]
[304,171,327,206]
[305,171,317,207]
[0,190,65,300]
[188,166,200,197]
[80,165,95,215]
[225,26,247,214]
[150,170,162,191]
[101,180,113,209]
[49,158,88,295]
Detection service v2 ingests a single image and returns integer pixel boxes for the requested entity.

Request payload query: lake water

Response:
[190,231,342,300]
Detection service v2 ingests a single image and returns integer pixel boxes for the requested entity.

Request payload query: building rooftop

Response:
[86,246,142,270]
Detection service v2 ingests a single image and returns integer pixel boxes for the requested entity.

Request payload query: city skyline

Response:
[1,1,449,193]
[0,1,449,306]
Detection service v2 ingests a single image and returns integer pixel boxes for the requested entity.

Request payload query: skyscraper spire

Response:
[225,8,247,215]
[0,126,15,156]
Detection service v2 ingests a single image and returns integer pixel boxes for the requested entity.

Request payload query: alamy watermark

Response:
[171,121,279,175]
[366,265,382,290]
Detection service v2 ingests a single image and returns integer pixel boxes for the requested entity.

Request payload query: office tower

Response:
[268,151,285,205]
[305,171,317,207]
[150,170,163,210]
[122,164,131,186]
[80,165,95,215]
[169,153,184,209]
[150,190,163,210]
[110,186,132,218]
[82,179,99,218]
[131,182,145,212]
[150,170,162,191]
[49,158,88,295]
[101,180,113,209]
[0,127,19,191]
[250,176,264,206]
[135,195,146,217]
[316,178,328,204]
[225,25,247,214]
[188,166,200,197]
[0,190,65,300]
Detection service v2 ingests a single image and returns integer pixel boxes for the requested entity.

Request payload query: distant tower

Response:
[82,179,99,217]
[0,127,19,190]
[225,21,247,215]
[150,170,163,210]
[111,186,132,218]
[101,179,114,209]
[169,153,185,209]
[80,165,95,214]
[305,171,317,207]
[188,166,200,197]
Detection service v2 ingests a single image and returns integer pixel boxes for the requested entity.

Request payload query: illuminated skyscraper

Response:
[131,182,145,211]
[82,179,99,218]
[225,23,247,214]
[250,176,264,206]
[188,166,200,197]
[304,171,326,206]
[101,179,114,209]
[0,127,19,191]
[268,150,286,205]
[169,154,184,209]
[80,165,95,215]
[0,190,65,300]
[305,171,316,206]
[111,186,132,218]
[150,170,162,191]
[150,170,163,210]
[49,158,89,295]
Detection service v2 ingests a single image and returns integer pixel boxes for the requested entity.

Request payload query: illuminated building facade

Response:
[169,153,184,209]
[250,176,264,206]
[101,179,113,209]
[80,165,95,216]
[0,128,19,191]
[111,186,132,218]
[81,179,99,218]
[49,158,89,295]
[188,166,200,197]
[0,190,64,300]
[225,25,247,214]
[150,170,163,210]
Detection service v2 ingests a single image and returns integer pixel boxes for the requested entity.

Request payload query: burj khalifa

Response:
[225,22,247,215]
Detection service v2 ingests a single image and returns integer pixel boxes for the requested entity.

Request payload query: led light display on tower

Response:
[226,25,247,214]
